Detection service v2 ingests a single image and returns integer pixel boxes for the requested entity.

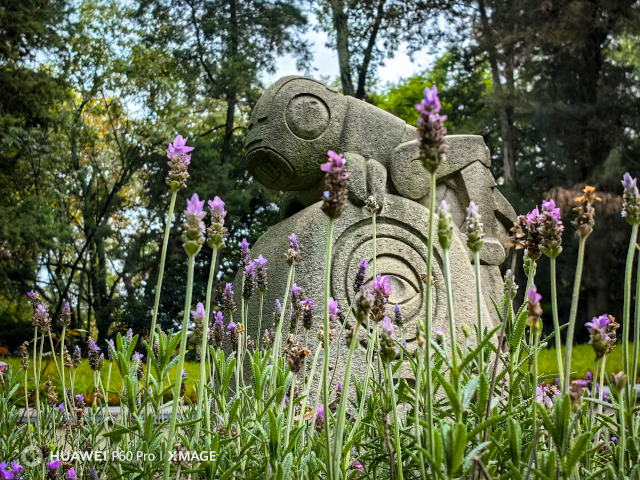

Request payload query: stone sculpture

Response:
[234,76,516,381]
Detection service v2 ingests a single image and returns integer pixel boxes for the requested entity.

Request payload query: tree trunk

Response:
[329,0,354,97]
[223,90,236,165]
[477,0,517,184]
[355,0,386,100]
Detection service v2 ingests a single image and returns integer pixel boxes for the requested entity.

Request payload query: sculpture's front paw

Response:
[345,153,387,212]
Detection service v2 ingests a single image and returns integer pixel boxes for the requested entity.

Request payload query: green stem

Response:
[563,236,587,395]
[195,247,218,441]
[631,227,640,384]
[32,330,41,440]
[619,386,626,477]
[443,248,459,413]
[59,326,70,415]
[597,354,607,445]
[284,372,297,450]
[586,358,600,470]
[298,345,322,431]
[413,343,427,477]
[372,213,377,278]
[424,170,437,453]
[333,319,361,476]
[473,251,484,374]
[270,266,294,396]
[321,218,335,480]
[163,254,195,480]
[550,257,565,390]
[387,361,404,480]
[145,190,177,393]
[348,323,378,445]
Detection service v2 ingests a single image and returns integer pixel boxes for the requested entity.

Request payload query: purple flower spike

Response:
[186,194,206,220]
[354,258,368,292]
[66,467,78,480]
[622,172,640,224]
[57,403,65,412]
[208,196,226,220]
[47,460,61,472]
[10,463,23,480]
[416,85,448,172]
[88,338,100,353]
[337,382,343,393]
[317,404,325,421]
[0,463,12,480]
[168,135,194,158]
[526,287,542,305]
[132,352,144,361]
[192,302,206,322]
[416,85,442,113]
[320,151,350,219]
[585,314,610,336]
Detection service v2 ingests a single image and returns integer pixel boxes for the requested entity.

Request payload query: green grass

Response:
[3,342,635,407]
[3,358,202,407]
[538,343,632,381]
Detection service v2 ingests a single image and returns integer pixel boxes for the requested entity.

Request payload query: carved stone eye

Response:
[286,94,330,140]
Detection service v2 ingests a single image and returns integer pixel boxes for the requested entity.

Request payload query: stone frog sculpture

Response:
[236,76,516,380]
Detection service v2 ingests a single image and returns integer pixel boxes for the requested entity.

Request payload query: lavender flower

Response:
[289,284,303,333]
[586,314,619,360]
[394,303,404,327]
[572,186,601,238]
[227,321,239,352]
[464,202,485,253]
[622,172,640,225]
[353,258,368,293]
[46,460,61,475]
[539,199,564,258]
[320,151,350,219]
[60,302,72,327]
[165,135,193,191]
[255,255,268,292]
[415,85,448,173]
[525,285,542,332]
[30,298,51,332]
[315,404,325,433]
[222,283,237,314]
[371,275,392,322]
[379,316,399,362]
[19,342,29,370]
[72,345,81,368]
[126,328,133,344]
[107,339,115,360]
[0,462,12,480]
[10,463,23,480]
[211,311,225,349]
[536,383,560,410]
[237,239,251,272]
[182,193,206,256]
[65,467,77,480]
[437,200,453,250]
[192,302,206,343]
[207,196,228,249]
[354,288,374,322]
[90,467,98,480]
[88,338,104,372]
[272,299,282,326]
[180,370,188,396]
[521,207,543,260]
[168,135,194,158]
[301,298,315,330]
[243,262,256,300]
[286,233,301,267]
[364,195,380,215]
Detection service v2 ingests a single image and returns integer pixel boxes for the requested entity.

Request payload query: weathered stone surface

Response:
[235,76,517,384]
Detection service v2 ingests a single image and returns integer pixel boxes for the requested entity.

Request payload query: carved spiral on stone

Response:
[331,216,447,343]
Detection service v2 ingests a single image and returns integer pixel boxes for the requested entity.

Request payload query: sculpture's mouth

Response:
[246,147,295,190]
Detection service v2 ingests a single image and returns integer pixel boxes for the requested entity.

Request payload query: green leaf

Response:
[564,431,590,474]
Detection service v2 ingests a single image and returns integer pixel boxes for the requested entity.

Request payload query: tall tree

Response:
[316,0,447,99]
[134,0,311,164]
